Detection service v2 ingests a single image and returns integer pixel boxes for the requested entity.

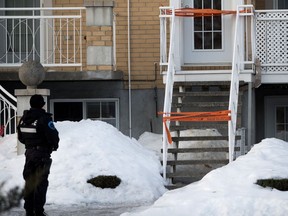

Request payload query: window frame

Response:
[192,0,223,51]
[275,106,288,141]
[50,98,120,129]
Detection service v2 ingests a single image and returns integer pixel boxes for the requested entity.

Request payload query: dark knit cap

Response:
[30,94,45,108]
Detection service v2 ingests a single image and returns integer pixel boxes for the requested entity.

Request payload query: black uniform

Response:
[18,101,59,216]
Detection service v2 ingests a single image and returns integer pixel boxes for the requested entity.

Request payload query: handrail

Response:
[160,6,176,180]
[228,5,254,162]
[0,85,17,136]
[0,85,17,108]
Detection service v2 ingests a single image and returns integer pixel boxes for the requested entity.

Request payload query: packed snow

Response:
[0,120,166,207]
[123,138,288,216]
[1,119,288,215]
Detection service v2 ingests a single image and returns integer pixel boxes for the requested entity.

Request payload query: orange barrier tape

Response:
[160,110,231,144]
[162,8,252,17]
[162,8,236,17]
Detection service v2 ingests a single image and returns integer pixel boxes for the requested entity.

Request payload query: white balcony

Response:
[0,7,84,69]
[160,7,288,84]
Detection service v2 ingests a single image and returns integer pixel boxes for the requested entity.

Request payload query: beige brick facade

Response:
[51,0,167,89]
[113,0,167,89]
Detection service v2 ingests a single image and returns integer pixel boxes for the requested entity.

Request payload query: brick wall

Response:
[0,0,167,89]
[114,0,167,89]
[52,0,166,89]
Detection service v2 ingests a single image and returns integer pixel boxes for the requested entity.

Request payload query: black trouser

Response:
[23,150,52,215]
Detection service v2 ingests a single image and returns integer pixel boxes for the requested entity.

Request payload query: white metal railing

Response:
[228,5,255,162]
[0,7,84,69]
[159,6,176,180]
[255,9,288,73]
[0,85,17,136]
[160,5,255,179]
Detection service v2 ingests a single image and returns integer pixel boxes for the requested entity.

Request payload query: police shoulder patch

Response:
[48,121,56,130]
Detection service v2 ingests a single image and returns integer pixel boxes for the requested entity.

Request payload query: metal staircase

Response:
[159,5,255,188]
[163,81,245,189]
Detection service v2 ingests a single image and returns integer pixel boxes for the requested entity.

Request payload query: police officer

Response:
[17,94,59,216]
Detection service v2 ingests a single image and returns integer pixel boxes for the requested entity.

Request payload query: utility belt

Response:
[26,145,51,152]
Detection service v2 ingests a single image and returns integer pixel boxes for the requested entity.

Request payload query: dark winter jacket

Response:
[17,108,59,153]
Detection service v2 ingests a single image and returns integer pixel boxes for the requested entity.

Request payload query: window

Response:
[5,0,37,53]
[193,0,222,50]
[86,101,117,126]
[54,102,83,122]
[276,0,288,9]
[275,106,288,141]
[51,99,119,128]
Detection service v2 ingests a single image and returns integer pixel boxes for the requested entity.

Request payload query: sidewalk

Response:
[2,205,148,216]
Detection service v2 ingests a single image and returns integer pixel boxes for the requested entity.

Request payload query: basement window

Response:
[275,106,288,141]
[51,99,119,129]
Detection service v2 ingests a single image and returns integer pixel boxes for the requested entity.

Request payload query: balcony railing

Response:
[0,7,84,69]
[256,10,288,74]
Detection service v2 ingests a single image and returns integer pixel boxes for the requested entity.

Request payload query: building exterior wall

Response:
[0,0,168,138]
[50,0,166,90]
[114,0,166,89]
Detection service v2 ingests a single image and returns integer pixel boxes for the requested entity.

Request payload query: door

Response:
[182,0,235,65]
[265,96,288,141]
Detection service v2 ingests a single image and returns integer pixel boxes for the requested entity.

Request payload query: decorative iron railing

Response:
[0,7,84,69]
[0,85,17,136]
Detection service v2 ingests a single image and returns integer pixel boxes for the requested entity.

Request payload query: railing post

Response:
[161,6,176,181]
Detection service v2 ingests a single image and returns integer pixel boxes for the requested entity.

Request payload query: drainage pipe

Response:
[127,0,132,138]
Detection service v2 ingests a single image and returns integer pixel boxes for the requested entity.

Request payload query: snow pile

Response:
[2,121,288,215]
[0,120,166,206]
[123,138,288,216]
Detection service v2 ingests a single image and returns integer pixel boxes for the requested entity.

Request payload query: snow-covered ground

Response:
[1,120,288,215]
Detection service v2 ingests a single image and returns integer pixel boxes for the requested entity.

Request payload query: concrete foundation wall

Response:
[1,81,164,139]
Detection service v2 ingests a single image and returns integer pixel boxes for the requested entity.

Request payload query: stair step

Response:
[172,102,229,107]
[181,66,232,71]
[172,136,228,141]
[173,91,230,97]
[172,135,241,141]
[165,147,240,153]
[170,123,228,131]
[166,172,207,178]
[165,183,187,190]
[174,81,231,86]
[164,159,229,166]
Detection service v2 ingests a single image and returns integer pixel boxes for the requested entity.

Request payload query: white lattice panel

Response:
[256,11,288,73]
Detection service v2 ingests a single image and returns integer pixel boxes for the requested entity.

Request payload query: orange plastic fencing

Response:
[159,110,231,144]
